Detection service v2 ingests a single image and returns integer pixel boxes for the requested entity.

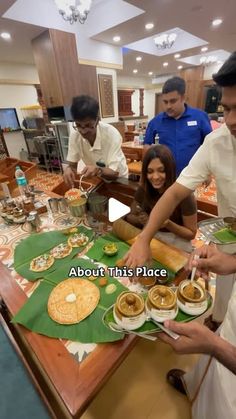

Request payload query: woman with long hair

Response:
[126,144,197,252]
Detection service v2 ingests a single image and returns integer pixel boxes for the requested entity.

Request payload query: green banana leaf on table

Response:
[12,258,127,343]
[14,226,94,281]
[87,233,175,282]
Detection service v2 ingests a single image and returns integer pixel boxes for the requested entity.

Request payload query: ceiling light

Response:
[54,0,92,24]
[200,55,217,65]
[113,36,121,42]
[174,53,181,59]
[0,32,11,40]
[136,56,142,62]
[148,71,153,75]
[212,18,223,27]
[178,65,183,70]
[201,46,208,52]
[133,69,138,73]
[145,23,154,30]
[154,33,177,49]
[163,62,168,67]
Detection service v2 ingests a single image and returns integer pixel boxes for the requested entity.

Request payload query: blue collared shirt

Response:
[144,105,212,176]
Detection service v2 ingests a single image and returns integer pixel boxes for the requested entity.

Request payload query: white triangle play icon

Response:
[108,198,130,222]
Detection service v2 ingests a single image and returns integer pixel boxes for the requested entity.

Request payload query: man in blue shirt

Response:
[144,77,212,176]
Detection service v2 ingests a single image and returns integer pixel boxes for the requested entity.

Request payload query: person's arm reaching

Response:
[64,162,77,186]
[123,182,192,267]
[159,320,236,375]
[164,212,197,241]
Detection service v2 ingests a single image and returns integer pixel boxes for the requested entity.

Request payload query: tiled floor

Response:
[81,339,198,419]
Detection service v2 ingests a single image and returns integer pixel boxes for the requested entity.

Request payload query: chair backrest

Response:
[109,121,126,140]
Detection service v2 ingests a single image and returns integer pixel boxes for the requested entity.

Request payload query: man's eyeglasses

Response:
[72,118,98,132]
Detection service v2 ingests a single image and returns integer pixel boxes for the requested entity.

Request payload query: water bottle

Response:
[15,165,28,197]
[154,133,159,144]
[138,131,144,145]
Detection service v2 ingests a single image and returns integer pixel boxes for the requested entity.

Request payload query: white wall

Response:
[203,62,222,80]
[0,63,39,83]
[0,84,38,125]
[0,63,40,158]
[96,67,119,123]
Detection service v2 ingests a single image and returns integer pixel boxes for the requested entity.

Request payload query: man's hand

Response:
[123,236,152,268]
[64,166,76,187]
[158,320,217,355]
[188,245,236,278]
[80,165,100,178]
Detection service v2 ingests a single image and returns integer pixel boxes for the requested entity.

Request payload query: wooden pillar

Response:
[139,88,144,116]
[34,84,49,124]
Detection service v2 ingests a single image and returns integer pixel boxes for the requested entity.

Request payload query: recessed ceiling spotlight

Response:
[133,69,138,73]
[148,71,153,75]
[136,56,142,62]
[145,23,154,30]
[212,18,223,27]
[174,53,181,59]
[201,46,208,52]
[178,65,183,70]
[163,62,168,67]
[113,36,121,42]
[1,32,11,40]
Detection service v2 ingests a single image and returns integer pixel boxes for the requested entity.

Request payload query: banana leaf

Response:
[12,258,127,343]
[14,226,94,281]
[87,234,175,282]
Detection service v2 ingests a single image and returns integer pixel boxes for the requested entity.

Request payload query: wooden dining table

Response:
[121,141,145,161]
[0,191,188,418]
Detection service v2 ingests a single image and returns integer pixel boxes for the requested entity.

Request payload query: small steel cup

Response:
[58,198,69,213]
[68,198,87,217]
[48,198,59,214]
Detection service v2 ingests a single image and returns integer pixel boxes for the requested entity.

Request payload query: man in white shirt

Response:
[64,95,128,185]
[124,51,236,324]
[123,51,236,419]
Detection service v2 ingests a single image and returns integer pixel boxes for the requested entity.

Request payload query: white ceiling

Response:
[0,0,235,79]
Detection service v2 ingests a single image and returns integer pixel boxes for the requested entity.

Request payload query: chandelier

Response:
[154,33,177,49]
[54,0,92,24]
[200,55,217,65]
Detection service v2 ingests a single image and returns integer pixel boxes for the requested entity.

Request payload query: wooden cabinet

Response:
[32,29,98,108]
[118,90,135,116]
[180,66,204,109]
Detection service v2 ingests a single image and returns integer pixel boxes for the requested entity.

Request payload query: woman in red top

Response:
[126,144,197,252]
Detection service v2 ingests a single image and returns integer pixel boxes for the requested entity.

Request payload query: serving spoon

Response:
[108,321,157,341]
[145,315,180,340]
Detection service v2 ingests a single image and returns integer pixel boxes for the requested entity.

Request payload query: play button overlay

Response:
[108,198,130,222]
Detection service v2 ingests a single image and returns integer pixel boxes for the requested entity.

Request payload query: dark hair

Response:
[213,52,236,87]
[141,145,176,202]
[162,76,186,95]
[70,95,99,120]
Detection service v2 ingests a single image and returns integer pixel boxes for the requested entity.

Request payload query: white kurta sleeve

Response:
[105,126,125,172]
